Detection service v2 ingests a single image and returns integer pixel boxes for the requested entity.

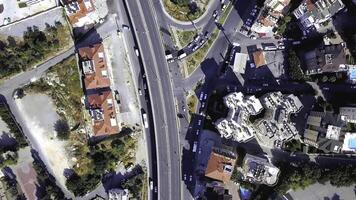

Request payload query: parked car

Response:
[203,93,207,100]
[122,24,130,30]
[114,90,120,104]
[199,92,204,101]
[213,10,218,18]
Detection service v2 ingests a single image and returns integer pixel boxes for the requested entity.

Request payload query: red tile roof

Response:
[78,44,111,90]
[63,0,95,24]
[205,152,237,183]
[253,50,267,68]
[87,91,119,136]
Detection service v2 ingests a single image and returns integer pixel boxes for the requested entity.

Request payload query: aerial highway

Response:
[124,0,182,199]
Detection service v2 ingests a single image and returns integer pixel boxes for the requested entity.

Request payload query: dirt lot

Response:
[14,94,72,193]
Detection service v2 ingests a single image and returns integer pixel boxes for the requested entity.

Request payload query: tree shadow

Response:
[53,119,70,140]
[102,164,143,191]
[0,132,17,151]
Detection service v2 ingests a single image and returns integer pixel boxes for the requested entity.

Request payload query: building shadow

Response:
[102,164,143,192]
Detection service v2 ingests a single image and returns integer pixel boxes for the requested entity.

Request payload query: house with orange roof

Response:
[78,43,111,90]
[87,90,119,136]
[205,148,237,183]
[253,50,267,68]
[62,0,95,26]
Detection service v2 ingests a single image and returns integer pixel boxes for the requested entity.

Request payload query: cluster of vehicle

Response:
[262,42,285,51]
[244,6,259,27]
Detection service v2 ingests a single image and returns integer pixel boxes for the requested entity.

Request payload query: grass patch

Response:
[186,92,198,120]
[0,21,72,81]
[163,0,205,22]
[185,3,232,76]
[66,135,139,196]
[176,30,197,47]
[23,56,84,127]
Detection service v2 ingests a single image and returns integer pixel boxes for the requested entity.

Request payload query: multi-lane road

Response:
[124,0,182,200]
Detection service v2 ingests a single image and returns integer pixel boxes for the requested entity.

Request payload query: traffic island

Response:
[162,0,209,22]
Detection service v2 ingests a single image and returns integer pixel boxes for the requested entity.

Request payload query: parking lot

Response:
[0,0,56,26]
[0,6,65,38]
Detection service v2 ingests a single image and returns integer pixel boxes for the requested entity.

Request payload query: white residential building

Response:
[293,0,345,30]
[215,92,263,142]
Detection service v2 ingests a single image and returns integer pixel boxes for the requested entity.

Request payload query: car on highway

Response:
[154,186,158,193]
[199,38,206,46]
[134,48,140,56]
[204,31,209,38]
[198,119,202,126]
[189,175,193,182]
[194,35,201,42]
[192,45,199,51]
[196,129,200,136]
[142,113,149,128]
[150,180,153,190]
[183,174,187,181]
[138,88,142,95]
[182,105,186,112]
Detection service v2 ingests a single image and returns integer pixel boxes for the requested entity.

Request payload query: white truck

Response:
[178,52,187,60]
[142,113,148,128]
[165,53,173,60]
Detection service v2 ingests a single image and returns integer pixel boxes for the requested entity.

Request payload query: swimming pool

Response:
[348,137,356,150]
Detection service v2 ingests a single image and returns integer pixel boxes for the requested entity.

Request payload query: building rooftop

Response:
[251,0,291,37]
[205,148,237,183]
[233,53,248,74]
[87,90,119,136]
[303,111,344,153]
[339,107,356,123]
[215,92,263,142]
[240,154,280,186]
[293,0,344,30]
[108,188,129,200]
[79,43,111,90]
[256,92,303,146]
[253,50,267,68]
[63,0,95,25]
[304,43,347,75]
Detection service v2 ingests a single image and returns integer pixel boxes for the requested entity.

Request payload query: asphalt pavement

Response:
[124,0,181,199]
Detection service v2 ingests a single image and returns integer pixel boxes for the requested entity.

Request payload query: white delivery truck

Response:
[142,113,148,128]
[178,52,187,60]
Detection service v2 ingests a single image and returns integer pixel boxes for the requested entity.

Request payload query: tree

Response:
[171,0,189,6]
[287,49,308,81]
[54,119,70,140]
